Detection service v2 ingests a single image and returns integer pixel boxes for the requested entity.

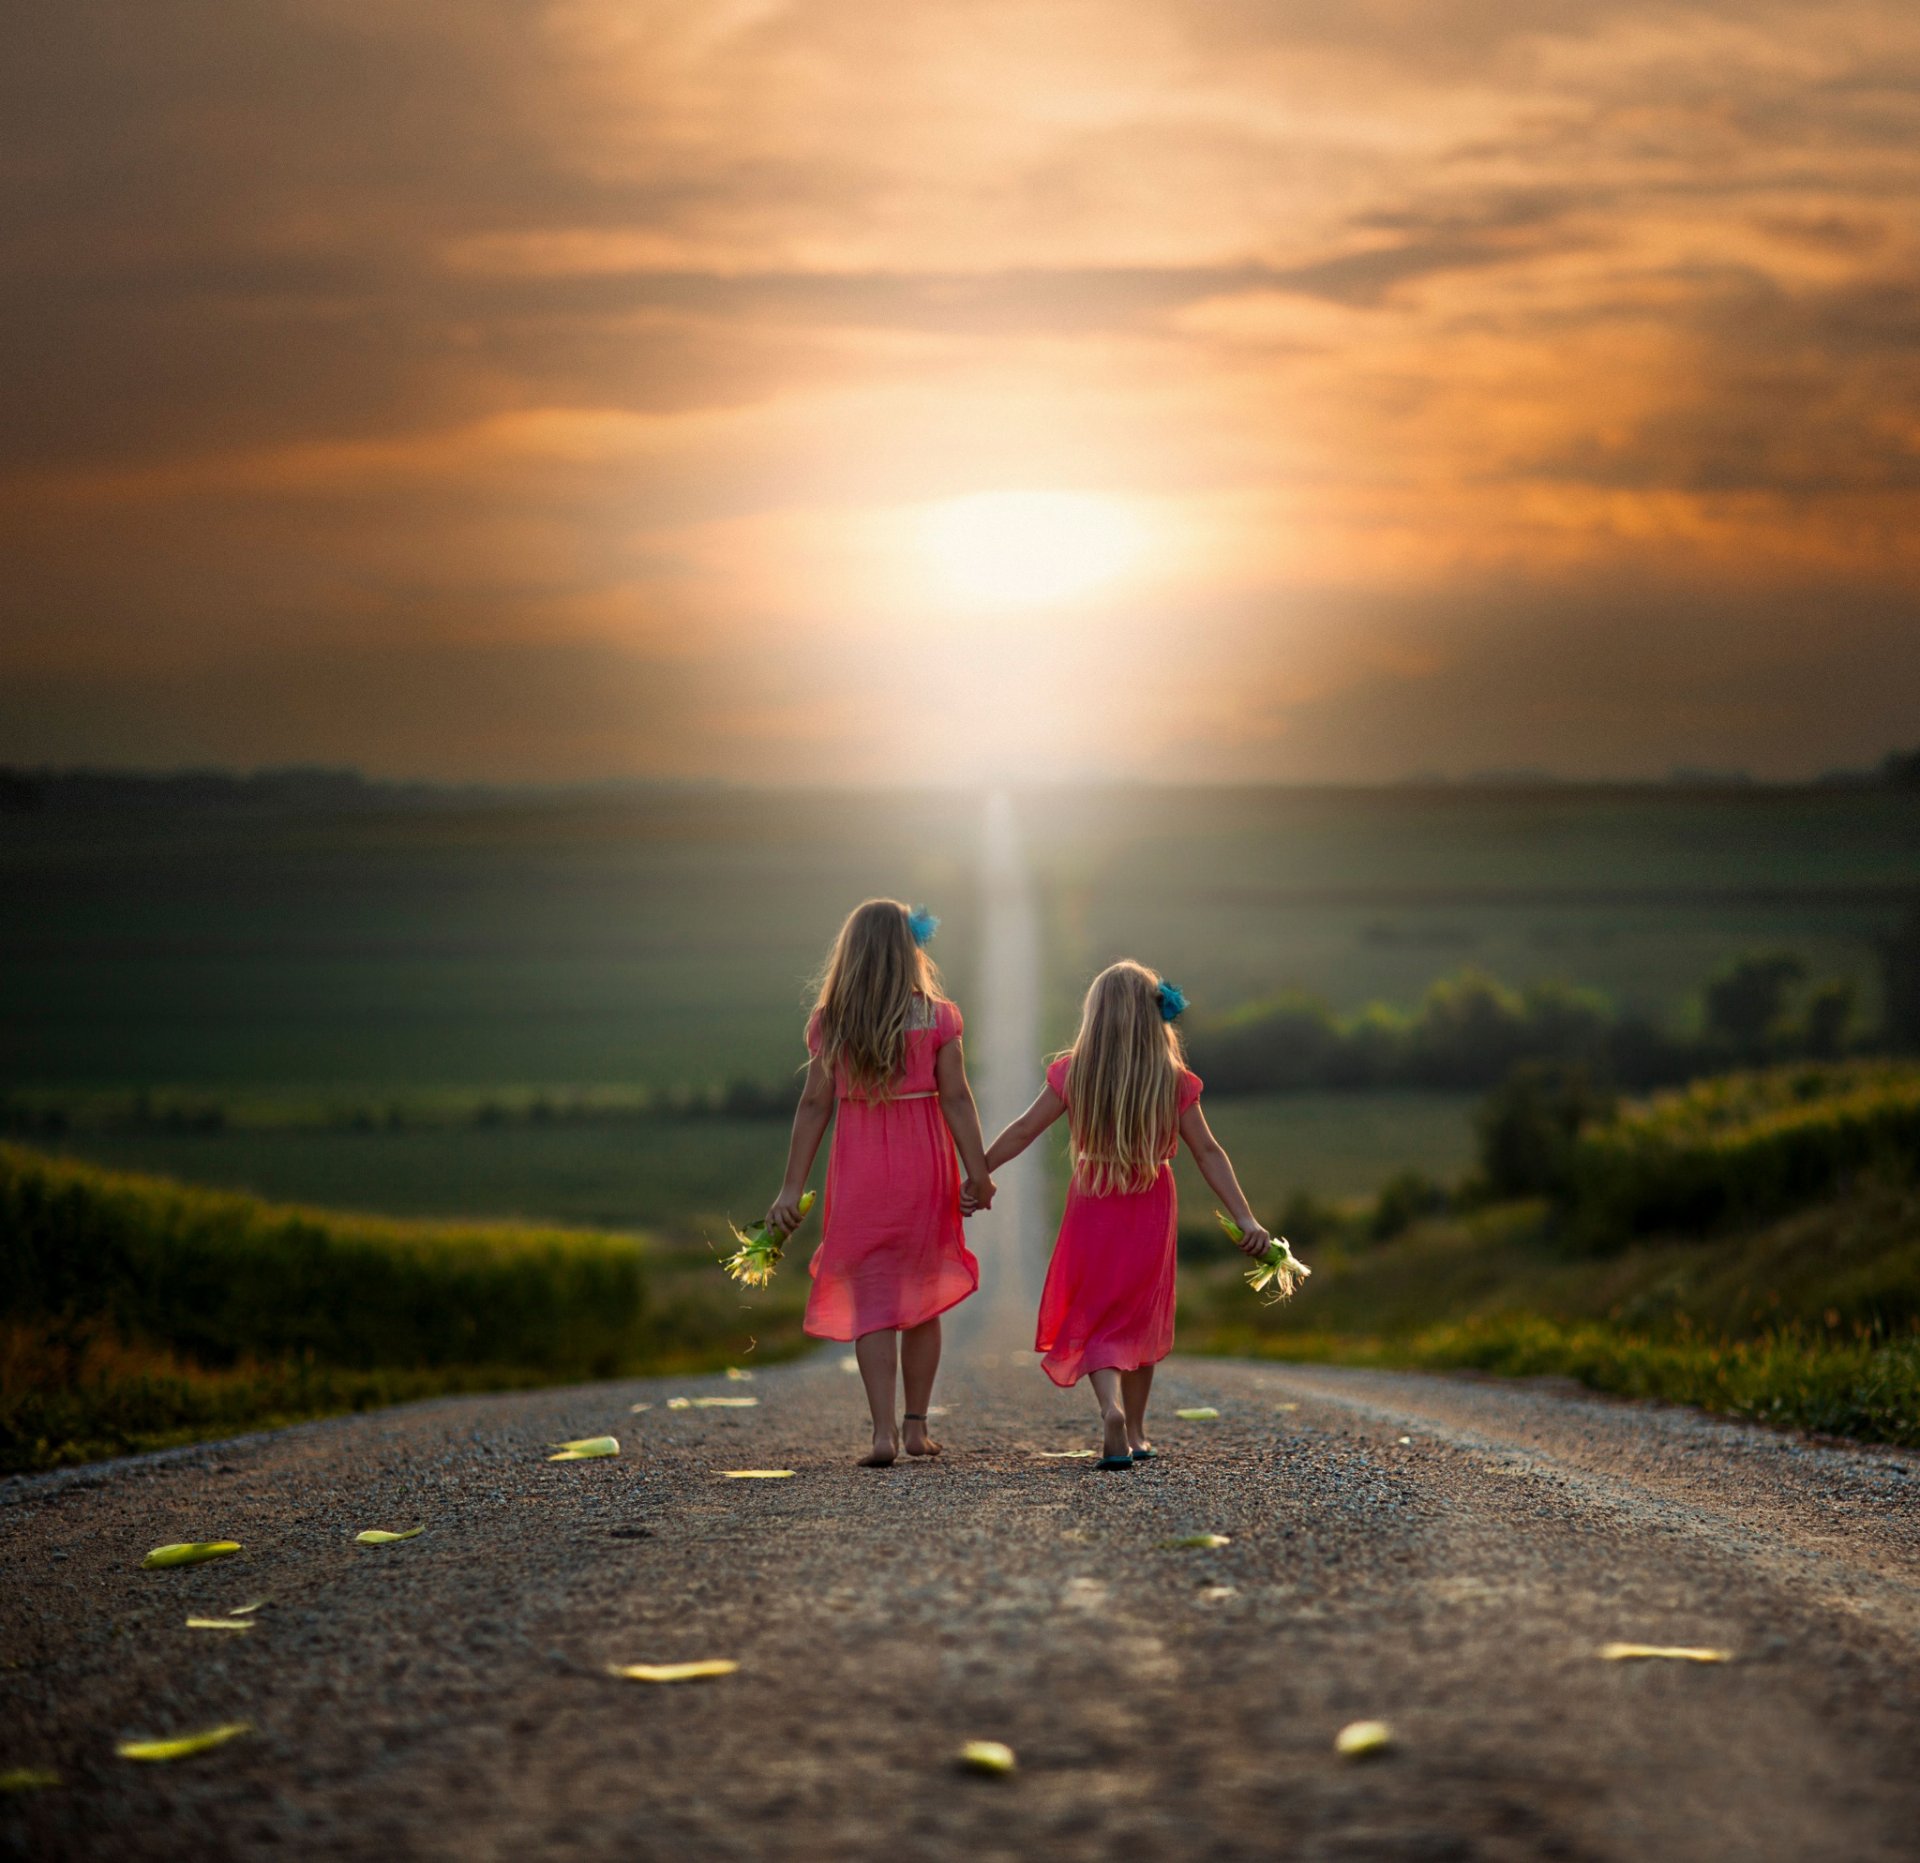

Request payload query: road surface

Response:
[3,794,1917,1860]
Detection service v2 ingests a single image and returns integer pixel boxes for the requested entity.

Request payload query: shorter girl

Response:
[766,899,995,1467]
[981,960,1270,1469]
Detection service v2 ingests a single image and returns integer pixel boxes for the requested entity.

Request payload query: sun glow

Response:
[918,490,1146,610]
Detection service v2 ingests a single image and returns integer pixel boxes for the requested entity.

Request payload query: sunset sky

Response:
[4,0,1919,783]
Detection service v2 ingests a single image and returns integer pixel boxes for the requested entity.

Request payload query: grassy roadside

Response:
[1179,1170,1920,1448]
[1,1146,808,1474]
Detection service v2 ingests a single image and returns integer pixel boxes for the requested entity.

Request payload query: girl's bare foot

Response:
[1100,1407,1131,1463]
[858,1430,898,1468]
[902,1413,942,1457]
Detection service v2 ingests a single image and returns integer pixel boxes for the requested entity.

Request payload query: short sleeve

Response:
[805,1008,823,1057]
[1045,1055,1072,1102]
[1178,1067,1204,1113]
[936,999,964,1046]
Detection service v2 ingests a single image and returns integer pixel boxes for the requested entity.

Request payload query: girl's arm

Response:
[934,1039,995,1209]
[1178,1102,1271,1259]
[766,1053,834,1233]
[983,1084,1067,1175]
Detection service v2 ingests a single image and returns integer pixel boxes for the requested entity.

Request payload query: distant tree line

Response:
[1188,922,1920,1099]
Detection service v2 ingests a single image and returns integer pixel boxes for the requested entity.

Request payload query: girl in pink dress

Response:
[980,960,1272,1469]
[765,899,994,1467]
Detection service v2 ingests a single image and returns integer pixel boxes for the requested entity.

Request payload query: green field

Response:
[5,781,1917,1235]
[0,788,979,1091]
[1029,785,1918,1034]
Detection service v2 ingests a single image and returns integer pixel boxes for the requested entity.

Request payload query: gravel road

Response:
[5,796,1917,1860]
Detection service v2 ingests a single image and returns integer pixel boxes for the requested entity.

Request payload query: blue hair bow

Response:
[1155,979,1188,1022]
[907,906,940,948]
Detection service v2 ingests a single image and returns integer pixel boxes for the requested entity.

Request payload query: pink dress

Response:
[802,996,980,1341]
[1034,1056,1205,1387]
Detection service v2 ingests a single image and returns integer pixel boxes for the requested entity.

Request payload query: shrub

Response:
[1474,1063,1613,1199]
[1567,1063,1920,1246]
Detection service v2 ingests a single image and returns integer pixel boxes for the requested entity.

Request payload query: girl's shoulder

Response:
[805,1005,824,1054]
[910,992,963,1043]
[1178,1065,1205,1110]
[1045,1052,1072,1100]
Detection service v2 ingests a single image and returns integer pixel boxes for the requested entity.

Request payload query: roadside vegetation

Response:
[1181,1061,1920,1447]
[0,1146,806,1474]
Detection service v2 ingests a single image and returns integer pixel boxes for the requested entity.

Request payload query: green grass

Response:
[1179,1167,1920,1446]
[0,1145,808,1474]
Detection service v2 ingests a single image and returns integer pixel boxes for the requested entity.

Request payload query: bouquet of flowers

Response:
[722,1191,816,1288]
[1216,1212,1312,1304]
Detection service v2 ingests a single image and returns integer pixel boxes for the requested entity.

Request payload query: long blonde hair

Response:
[1061,960,1185,1195]
[812,899,949,1100]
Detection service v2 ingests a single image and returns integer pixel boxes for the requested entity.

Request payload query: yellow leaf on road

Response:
[186,1617,255,1632]
[1599,1643,1732,1663]
[1037,1450,1098,1459]
[690,1396,758,1408]
[354,1528,425,1545]
[118,1723,251,1762]
[0,1770,59,1792]
[958,1740,1016,1775]
[226,1600,268,1615]
[548,1436,619,1460]
[725,1367,754,1381]
[142,1542,240,1570]
[607,1661,739,1683]
[718,1469,793,1479]
[1336,1720,1393,1759]
[1174,1408,1219,1421]
[1159,1533,1232,1550]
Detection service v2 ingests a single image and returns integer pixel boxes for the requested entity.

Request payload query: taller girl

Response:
[983,961,1271,1468]
[767,899,994,1467]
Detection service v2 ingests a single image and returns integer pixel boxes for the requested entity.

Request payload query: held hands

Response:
[959,1174,996,1217]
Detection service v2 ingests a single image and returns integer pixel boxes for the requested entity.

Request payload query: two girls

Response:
[766,903,1269,1468]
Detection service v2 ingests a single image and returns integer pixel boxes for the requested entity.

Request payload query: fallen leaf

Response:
[667,1397,693,1409]
[117,1724,251,1763]
[0,1770,59,1793]
[628,1402,652,1413]
[1397,1436,1413,1445]
[957,1740,1016,1775]
[547,1436,619,1461]
[142,1542,240,1570]
[1335,1720,1393,1759]
[689,1396,758,1408]
[1273,1403,1300,1412]
[838,1355,860,1373]
[226,1600,268,1616]
[725,1367,754,1382]
[607,1660,739,1683]
[1599,1643,1732,1663]
[1159,1533,1232,1550]
[354,1527,425,1545]
[1174,1408,1219,1421]
[1036,1449,1098,1459]
[1197,1585,1238,1603]
[185,1617,255,1632]
[718,1469,794,1479]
